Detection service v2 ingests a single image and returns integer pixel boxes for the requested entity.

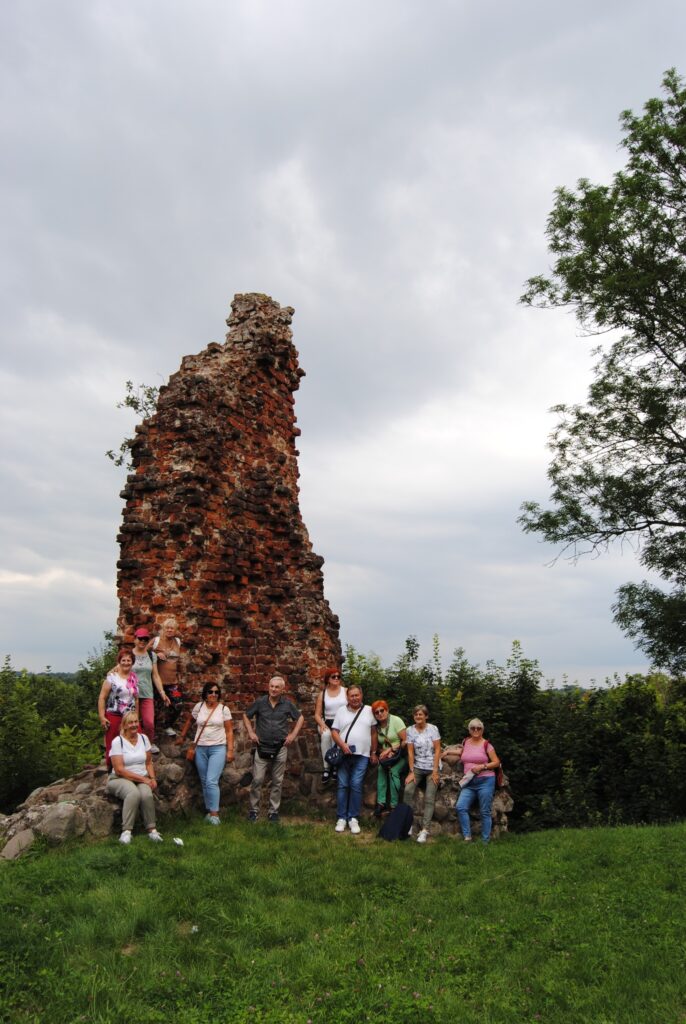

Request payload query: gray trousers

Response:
[249,747,288,814]
[403,767,438,830]
[107,777,156,832]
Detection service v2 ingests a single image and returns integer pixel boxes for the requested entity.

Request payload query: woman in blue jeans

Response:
[178,683,234,824]
[455,718,500,843]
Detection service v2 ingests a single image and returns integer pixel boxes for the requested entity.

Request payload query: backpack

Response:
[378,803,413,842]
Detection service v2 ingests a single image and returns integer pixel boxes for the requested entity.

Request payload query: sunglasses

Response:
[373,708,387,716]
[469,726,483,732]
[207,689,220,696]
[329,674,341,679]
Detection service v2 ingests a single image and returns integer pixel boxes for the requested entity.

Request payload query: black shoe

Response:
[247,810,258,822]
[373,803,386,819]
[268,811,280,824]
[322,770,331,785]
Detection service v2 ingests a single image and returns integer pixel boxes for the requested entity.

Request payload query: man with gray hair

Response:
[244,675,304,823]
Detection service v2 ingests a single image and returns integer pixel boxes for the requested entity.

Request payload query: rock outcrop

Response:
[0,732,513,857]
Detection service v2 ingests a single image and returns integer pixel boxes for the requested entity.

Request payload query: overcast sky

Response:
[1,0,684,683]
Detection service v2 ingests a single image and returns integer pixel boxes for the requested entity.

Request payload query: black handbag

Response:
[324,744,344,767]
[325,707,364,765]
[376,724,405,768]
[378,747,405,768]
[257,742,283,761]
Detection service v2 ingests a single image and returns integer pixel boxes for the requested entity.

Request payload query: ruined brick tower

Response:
[116,293,341,714]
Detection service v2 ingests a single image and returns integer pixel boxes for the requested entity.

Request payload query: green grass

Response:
[1,818,685,1023]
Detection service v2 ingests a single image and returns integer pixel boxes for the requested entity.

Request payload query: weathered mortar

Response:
[116,293,341,721]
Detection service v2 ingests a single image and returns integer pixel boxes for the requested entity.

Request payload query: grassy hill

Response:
[1,818,684,1023]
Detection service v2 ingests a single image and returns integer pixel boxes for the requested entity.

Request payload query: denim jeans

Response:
[336,755,369,820]
[456,774,496,841]
[194,744,227,813]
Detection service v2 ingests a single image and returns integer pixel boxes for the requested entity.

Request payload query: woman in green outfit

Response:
[371,700,407,817]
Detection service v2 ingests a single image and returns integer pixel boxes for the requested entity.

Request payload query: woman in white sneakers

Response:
[107,711,163,845]
[404,705,441,844]
[455,719,501,844]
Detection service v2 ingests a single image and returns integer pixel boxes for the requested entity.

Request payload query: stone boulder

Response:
[1,828,36,861]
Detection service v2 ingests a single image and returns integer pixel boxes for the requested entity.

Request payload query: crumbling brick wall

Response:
[116,293,341,722]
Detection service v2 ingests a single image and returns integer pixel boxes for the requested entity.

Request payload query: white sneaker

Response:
[335,818,347,832]
[164,728,176,737]
[119,830,132,845]
[148,829,163,842]
[349,818,361,835]
[417,829,429,844]
[150,744,160,754]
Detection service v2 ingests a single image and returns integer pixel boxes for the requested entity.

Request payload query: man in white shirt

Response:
[330,685,377,834]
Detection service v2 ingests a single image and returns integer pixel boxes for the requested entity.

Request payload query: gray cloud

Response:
[1,0,684,681]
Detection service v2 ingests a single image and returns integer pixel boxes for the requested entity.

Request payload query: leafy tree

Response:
[105,380,159,469]
[520,69,686,671]
[47,716,102,779]
[0,635,118,810]
[0,658,50,810]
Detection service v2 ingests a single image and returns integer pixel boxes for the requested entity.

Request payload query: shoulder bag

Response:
[325,707,364,766]
[186,703,222,762]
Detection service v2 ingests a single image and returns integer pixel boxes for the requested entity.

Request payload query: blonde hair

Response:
[120,710,140,735]
[162,617,178,629]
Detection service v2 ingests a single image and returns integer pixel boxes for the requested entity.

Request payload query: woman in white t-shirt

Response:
[177,682,234,825]
[106,711,163,844]
[404,705,441,844]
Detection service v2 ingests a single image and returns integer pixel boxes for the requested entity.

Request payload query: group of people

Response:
[97,618,184,764]
[101,636,500,846]
[316,673,500,843]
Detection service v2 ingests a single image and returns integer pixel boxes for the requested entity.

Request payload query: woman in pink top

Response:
[455,718,500,843]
